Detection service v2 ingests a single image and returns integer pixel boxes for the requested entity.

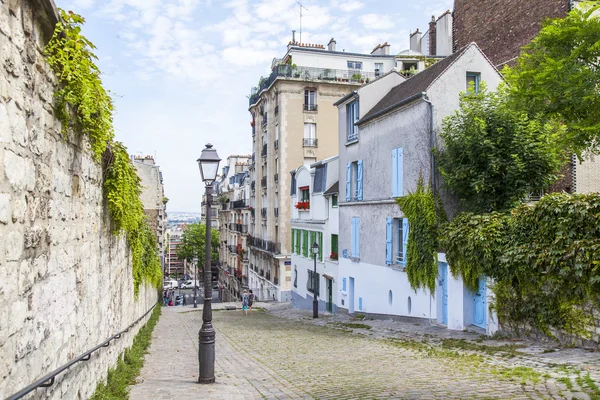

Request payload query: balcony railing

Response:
[261,176,267,188]
[261,143,267,157]
[303,104,318,112]
[249,65,377,106]
[234,224,248,234]
[303,138,318,147]
[247,237,281,255]
[231,199,247,209]
[261,207,267,218]
[274,139,279,150]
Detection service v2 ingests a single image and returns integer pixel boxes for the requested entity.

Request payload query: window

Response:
[307,269,320,295]
[342,277,347,291]
[303,123,317,147]
[313,165,327,193]
[304,89,317,111]
[386,217,409,265]
[294,266,297,288]
[345,160,363,201]
[347,61,362,70]
[300,187,310,202]
[331,194,338,208]
[351,217,360,258]
[392,148,404,197]
[290,173,296,196]
[331,234,338,259]
[375,62,383,77]
[346,101,359,142]
[466,72,480,94]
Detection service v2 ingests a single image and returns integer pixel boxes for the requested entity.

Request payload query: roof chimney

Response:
[410,29,421,51]
[429,16,436,56]
[381,42,390,55]
[327,38,336,51]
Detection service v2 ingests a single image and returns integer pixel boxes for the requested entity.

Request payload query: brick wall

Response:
[452,0,570,67]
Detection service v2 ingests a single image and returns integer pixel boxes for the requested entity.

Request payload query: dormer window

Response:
[346,100,359,142]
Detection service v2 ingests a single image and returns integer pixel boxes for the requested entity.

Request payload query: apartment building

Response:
[133,155,167,269]
[165,227,186,279]
[215,155,252,300]
[247,38,397,302]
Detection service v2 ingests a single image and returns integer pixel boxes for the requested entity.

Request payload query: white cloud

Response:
[359,13,395,31]
[332,0,363,12]
[72,0,95,9]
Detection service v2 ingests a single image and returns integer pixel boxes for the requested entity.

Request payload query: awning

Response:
[323,274,334,280]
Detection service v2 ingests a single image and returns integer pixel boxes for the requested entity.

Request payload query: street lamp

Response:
[193,259,198,309]
[312,241,319,318]
[196,143,221,384]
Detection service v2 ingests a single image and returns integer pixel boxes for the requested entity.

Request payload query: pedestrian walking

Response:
[241,289,249,316]
[248,289,254,314]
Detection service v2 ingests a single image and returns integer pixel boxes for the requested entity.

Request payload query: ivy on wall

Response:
[45,10,161,295]
[396,175,442,294]
[441,193,600,338]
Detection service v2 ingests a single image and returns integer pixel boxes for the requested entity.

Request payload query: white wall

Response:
[436,13,453,56]
[290,48,395,73]
[355,72,405,118]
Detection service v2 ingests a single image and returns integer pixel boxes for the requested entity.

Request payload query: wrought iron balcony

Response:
[231,199,247,209]
[249,65,377,106]
[261,143,267,157]
[261,207,267,218]
[303,138,318,147]
[303,104,318,112]
[261,176,267,187]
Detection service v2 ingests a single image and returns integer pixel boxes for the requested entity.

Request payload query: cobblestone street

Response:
[129,304,600,399]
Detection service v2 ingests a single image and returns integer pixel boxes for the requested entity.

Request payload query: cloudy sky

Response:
[55,0,453,212]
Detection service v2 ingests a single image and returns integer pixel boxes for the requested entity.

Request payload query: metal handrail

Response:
[7,303,158,400]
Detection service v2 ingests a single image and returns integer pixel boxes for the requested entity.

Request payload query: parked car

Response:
[181,280,200,289]
[163,279,178,290]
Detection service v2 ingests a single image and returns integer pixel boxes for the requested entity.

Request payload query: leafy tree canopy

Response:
[437,85,565,213]
[176,223,220,267]
[504,3,600,156]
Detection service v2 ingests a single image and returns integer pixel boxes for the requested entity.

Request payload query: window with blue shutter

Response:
[357,160,363,200]
[346,163,351,201]
[386,218,393,265]
[392,148,404,197]
[402,218,409,265]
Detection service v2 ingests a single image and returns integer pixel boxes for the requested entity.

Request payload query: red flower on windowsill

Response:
[330,252,338,260]
[295,201,310,210]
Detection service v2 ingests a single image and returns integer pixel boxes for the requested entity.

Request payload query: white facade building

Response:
[290,156,339,313]
[335,43,501,334]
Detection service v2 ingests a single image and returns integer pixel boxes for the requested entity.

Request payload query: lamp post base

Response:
[313,298,318,318]
[198,324,216,384]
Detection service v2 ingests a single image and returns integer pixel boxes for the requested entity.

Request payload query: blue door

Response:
[473,277,487,328]
[440,263,448,325]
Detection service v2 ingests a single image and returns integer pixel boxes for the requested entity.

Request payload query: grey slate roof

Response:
[323,181,339,196]
[357,44,472,126]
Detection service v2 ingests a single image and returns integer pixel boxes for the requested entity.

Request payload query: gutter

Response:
[421,92,436,195]
[333,91,358,107]
[357,92,423,126]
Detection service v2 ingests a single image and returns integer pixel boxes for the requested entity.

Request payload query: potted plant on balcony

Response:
[295,201,310,210]
[330,251,338,260]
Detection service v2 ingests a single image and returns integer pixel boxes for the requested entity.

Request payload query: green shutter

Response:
[331,234,338,256]
[318,232,323,261]
[291,229,295,254]
[303,230,308,257]
[297,230,301,254]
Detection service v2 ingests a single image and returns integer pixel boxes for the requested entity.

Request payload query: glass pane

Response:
[347,61,353,69]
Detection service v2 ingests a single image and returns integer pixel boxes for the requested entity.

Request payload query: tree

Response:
[437,86,565,213]
[504,3,600,156]
[176,223,220,268]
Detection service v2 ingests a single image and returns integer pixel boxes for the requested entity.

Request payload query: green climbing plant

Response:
[396,175,442,294]
[45,10,161,295]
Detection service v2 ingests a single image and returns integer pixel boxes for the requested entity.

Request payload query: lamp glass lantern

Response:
[197,143,221,184]
[312,242,319,255]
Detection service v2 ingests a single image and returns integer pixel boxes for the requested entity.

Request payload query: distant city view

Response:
[167,211,201,226]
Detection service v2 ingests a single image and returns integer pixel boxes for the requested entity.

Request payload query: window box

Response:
[295,201,310,210]
[329,251,338,260]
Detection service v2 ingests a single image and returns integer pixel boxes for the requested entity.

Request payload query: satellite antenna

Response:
[296,0,308,44]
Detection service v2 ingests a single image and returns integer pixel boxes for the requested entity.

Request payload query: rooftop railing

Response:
[249,65,377,106]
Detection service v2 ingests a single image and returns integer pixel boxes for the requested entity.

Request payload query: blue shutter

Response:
[356,217,360,258]
[386,218,393,265]
[402,217,409,264]
[357,160,363,200]
[346,163,351,201]
[342,277,347,291]
[397,148,404,197]
[392,149,398,197]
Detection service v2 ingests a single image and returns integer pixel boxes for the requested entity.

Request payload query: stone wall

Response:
[452,0,570,68]
[0,1,159,399]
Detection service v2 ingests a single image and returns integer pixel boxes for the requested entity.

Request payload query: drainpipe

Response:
[421,92,435,195]
[422,92,435,326]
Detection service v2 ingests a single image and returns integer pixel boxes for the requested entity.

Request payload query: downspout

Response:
[422,92,435,326]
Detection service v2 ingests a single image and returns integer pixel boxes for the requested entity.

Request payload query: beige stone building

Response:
[133,155,167,268]
[247,39,398,301]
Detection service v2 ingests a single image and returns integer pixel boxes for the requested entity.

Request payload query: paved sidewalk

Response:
[129,302,600,399]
